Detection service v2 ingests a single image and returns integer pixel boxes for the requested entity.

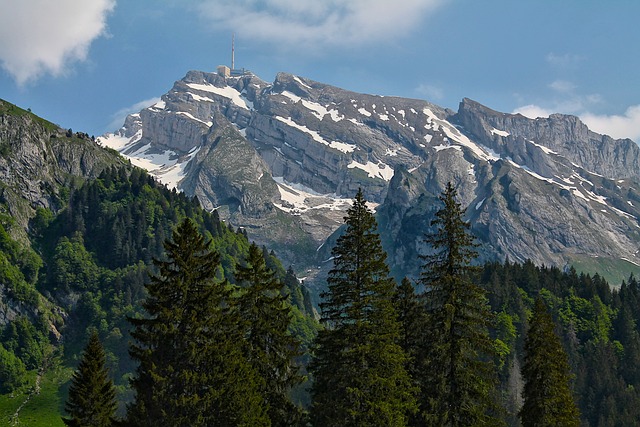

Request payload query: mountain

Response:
[100,69,640,285]
[3,96,640,426]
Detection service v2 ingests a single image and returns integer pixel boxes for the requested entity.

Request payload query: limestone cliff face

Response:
[180,114,279,216]
[103,70,640,283]
[454,98,640,180]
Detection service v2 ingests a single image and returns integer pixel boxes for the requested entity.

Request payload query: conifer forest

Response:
[3,167,640,426]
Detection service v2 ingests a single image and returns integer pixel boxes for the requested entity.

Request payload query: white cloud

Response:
[514,105,553,119]
[415,83,443,100]
[0,0,115,85]
[581,106,640,142]
[549,80,576,93]
[195,0,445,49]
[107,97,161,132]
[514,103,640,142]
[546,52,585,68]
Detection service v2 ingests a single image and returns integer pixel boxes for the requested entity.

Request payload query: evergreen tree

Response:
[127,218,268,426]
[309,189,417,426]
[393,278,426,379]
[393,277,427,426]
[235,242,303,426]
[520,297,580,427]
[418,182,501,426]
[62,331,118,427]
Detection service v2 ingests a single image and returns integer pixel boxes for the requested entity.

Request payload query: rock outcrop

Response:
[0,100,125,231]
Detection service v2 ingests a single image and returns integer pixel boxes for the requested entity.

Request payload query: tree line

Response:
[63,183,585,426]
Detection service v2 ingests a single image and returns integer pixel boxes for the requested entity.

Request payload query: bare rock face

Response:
[454,98,640,180]
[104,70,640,284]
[180,114,279,216]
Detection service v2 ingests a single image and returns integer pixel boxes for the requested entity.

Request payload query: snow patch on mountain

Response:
[280,91,344,121]
[434,144,462,152]
[176,111,213,127]
[273,177,353,215]
[528,140,557,155]
[188,93,216,103]
[491,127,509,137]
[293,76,312,90]
[98,132,139,151]
[348,160,394,181]
[358,107,372,117]
[275,116,355,153]
[186,82,253,110]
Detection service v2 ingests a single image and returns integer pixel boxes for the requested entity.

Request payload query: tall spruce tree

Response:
[235,242,303,426]
[519,297,580,427]
[309,189,417,426]
[418,182,501,426]
[63,331,118,427]
[394,277,426,380]
[126,218,268,427]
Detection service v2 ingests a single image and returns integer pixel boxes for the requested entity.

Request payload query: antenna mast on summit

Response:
[231,33,235,70]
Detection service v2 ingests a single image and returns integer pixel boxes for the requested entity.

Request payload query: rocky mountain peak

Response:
[99,70,640,284]
[454,97,640,181]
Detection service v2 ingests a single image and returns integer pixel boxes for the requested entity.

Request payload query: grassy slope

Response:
[569,255,640,287]
[0,360,71,426]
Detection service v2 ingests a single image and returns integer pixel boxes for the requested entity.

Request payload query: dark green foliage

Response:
[236,243,303,426]
[393,277,425,379]
[0,343,27,393]
[50,235,101,293]
[127,219,268,426]
[310,189,417,426]
[479,262,640,426]
[50,166,228,271]
[519,298,580,427]
[418,182,500,426]
[63,331,118,427]
[2,316,49,370]
[0,217,42,303]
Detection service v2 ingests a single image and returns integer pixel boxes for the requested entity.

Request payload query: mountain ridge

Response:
[99,69,640,285]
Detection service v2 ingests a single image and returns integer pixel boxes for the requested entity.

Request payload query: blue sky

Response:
[1,0,639,142]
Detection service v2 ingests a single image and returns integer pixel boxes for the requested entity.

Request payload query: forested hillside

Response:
[480,260,640,425]
[0,164,317,425]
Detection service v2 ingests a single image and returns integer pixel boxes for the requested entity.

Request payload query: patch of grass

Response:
[0,99,59,132]
[0,363,73,426]
[569,255,640,287]
[0,371,37,425]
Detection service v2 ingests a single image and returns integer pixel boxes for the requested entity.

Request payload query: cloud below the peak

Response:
[106,97,161,133]
[581,106,640,142]
[0,0,115,85]
[195,0,446,50]
[515,104,640,142]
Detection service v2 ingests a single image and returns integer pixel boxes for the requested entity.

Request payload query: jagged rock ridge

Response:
[99,70,640,284]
